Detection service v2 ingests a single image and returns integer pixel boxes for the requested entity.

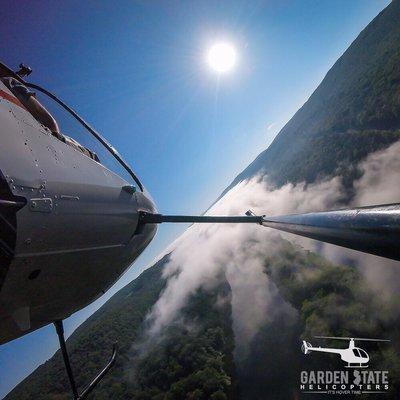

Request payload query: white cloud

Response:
[144,139,400,358]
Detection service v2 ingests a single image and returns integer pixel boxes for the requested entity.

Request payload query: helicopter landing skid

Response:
[346,363,368,368]
[54,320,117,399]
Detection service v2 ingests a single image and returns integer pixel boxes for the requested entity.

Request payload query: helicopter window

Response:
[20,82,142,190]
[359,349,368,358]
[352,349,361,357]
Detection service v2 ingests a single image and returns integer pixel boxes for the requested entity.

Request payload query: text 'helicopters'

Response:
[302,337,390,368]
[0,61,399,399]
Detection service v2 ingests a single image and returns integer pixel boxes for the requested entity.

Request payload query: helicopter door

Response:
[0,80,140,255]
[352,349,361,358]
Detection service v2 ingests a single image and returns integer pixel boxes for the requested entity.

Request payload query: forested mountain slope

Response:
[7,242,400,399]
[221,0,400,195]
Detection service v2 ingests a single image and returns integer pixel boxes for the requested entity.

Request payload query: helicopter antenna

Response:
[315,336,390,342]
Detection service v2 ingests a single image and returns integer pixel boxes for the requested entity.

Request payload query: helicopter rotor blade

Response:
[351,338,391,342]
[261,203,400,262]
[140,204,400,262]
[315,336,390,342]
[315,336,353,340]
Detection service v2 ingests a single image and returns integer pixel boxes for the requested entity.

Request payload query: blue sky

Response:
[0,0,390,397]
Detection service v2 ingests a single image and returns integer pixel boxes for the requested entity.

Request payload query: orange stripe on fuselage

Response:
[0,89,27,110]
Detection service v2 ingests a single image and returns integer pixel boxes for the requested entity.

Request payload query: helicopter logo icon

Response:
[301,336,390,368]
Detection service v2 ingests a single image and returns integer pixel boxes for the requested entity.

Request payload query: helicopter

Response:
[0,61,399,399]
[302,336,390,368]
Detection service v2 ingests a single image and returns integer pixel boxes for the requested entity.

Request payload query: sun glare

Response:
[207,42,237,73]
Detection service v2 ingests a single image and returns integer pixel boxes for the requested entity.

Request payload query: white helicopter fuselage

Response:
[0,79,157,344]
[303,341,370,366]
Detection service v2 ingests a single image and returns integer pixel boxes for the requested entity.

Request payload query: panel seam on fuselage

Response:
[15,243,125,257]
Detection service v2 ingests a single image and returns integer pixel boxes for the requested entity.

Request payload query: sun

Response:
[207,42,237,73]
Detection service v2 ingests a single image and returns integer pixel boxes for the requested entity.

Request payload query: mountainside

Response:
[7,241,400,399]
[222,0,400,196]
[6,1,400,399]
